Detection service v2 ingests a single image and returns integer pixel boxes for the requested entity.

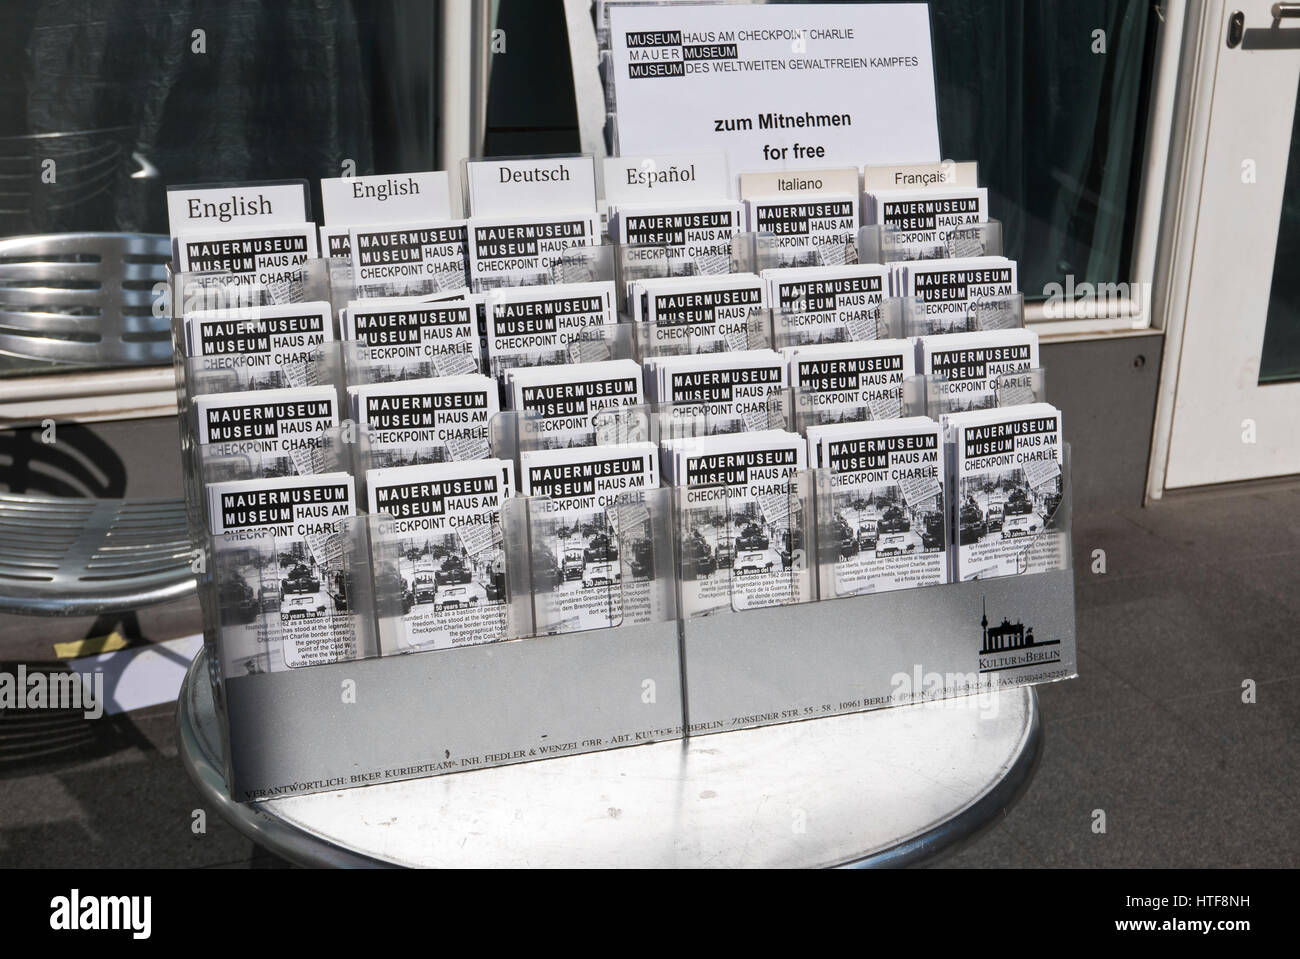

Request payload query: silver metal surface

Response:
[1273,3,1300,18]
[179,648,1041,868]
[0,493,194,616]
[682,569,1076,736]
[219,619,684,802]
[0,233,172,366]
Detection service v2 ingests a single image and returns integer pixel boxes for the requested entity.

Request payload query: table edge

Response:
[177,652,1042,869]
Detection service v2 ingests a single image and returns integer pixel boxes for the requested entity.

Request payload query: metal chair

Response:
[0,493,194,616]
[0,232,195,616]
[0,232,172,366]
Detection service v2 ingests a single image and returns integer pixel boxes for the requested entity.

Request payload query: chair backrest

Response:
[0,232,172,366]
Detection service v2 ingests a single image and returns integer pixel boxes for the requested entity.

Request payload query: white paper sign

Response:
[166,182,309,239]
[464,156,597,217]
[603,152,732,205]
[863,161,979,191]
[609,3,940,171]
[738,167,860,200]
[320,172,453,225]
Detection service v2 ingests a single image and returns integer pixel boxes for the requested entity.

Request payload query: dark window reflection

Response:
[928,0,1157,301]
[0,0,437,237]
[1259,71,1300,384]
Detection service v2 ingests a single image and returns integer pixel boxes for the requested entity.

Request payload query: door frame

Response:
[1147,0,1300,499]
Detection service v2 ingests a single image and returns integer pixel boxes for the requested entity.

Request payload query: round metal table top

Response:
[178,651,1040,868]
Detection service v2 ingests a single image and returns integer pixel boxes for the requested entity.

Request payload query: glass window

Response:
[1259,72,1300,384]
[0,0,1163,383]
[485,0,580,156]
[0,0,438,377]
[484,0,1161,307]
[927,0,1158,303]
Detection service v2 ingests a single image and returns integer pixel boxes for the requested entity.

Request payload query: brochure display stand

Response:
[167,4,1078,817]
[169,253,1075,802]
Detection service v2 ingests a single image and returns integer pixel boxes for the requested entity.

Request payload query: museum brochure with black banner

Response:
[764,263,890,345]
[787,339,914,426]
[349,374,499,468]
[205,472,358,676]
[944,402,1065,582]
[466,212,600,289]
[483,281,618,373]
[366,458,514,652]
[184,301,334,391]
[611,201,742,280]
[746,193,859,268]
[643,348,788,438]
[342,295,481,378]
[194,385,339,478]
[806,416,947,596]
[894,256,1019,332]
[635,272,766,352]
[347,219,470,296]
[175,222,320,297]
[665,429,809,617]
[917,328,1040,416]
[862,186,988,260]
[505,359,645,450]
[518,442,661,635]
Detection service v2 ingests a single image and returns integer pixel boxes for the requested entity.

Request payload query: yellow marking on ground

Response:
[54,631,128,659]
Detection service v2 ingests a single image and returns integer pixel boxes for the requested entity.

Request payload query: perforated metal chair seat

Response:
[0,493,195,616]
[0,232,172,366]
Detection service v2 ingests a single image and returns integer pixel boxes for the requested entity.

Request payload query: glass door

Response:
[1163,0,1300,488]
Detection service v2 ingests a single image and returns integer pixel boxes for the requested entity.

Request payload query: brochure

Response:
[484,281,618,374]
[467,212,599,288]
[343,296,480,378]
[765,263,890,346]
[506,359,645,450]
[786,339,913,427]
[665,430,809,616]
[944,403,1066,582]
[806,416,947,596]
[194,386,339,478]
[917,328,1039,417]
[518,442,660,634]
[350,374,499,468]
[746,193,859,268]
[367,459,514,652]
[184,302,334,391]
[206,472,357,675]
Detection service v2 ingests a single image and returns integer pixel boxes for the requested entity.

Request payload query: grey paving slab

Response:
[1006,705,1296,868]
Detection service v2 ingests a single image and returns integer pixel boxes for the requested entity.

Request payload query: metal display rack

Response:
[170,254,1077,803]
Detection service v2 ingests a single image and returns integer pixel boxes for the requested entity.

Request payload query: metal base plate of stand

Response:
[178,649,1041,868]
